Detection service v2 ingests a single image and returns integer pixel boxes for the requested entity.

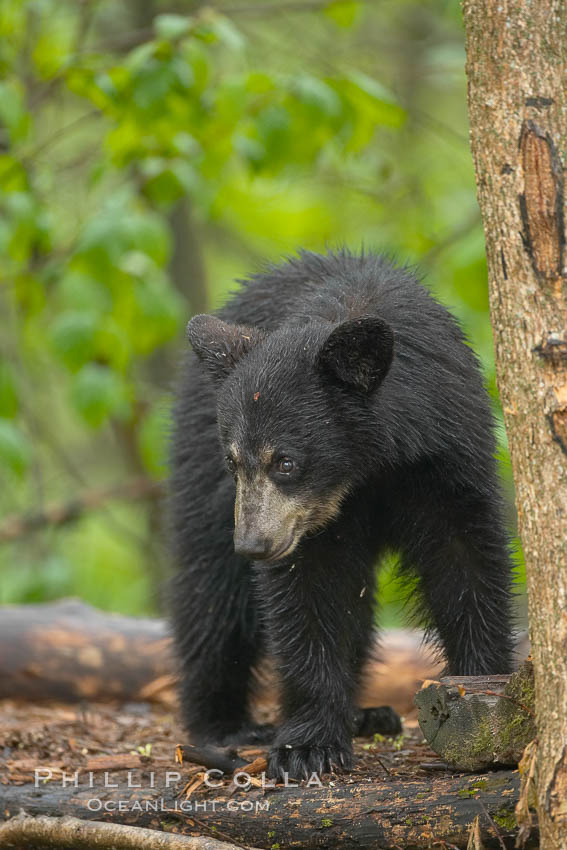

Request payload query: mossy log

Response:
[415,662,536,771]
[0,766,531,849]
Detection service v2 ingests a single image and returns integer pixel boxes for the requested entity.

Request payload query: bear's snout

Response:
[233,530,273,560]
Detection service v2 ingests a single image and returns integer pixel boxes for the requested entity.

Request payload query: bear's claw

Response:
[267,743,353,781]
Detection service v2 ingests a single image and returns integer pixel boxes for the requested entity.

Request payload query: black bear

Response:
[169,250,513,780]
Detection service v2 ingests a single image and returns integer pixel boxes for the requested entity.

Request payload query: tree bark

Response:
[462,3,567,848]
[0,813,244,850]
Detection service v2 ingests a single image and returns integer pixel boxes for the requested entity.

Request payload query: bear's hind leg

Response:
[169,368,273,746]
[353,706,402,737]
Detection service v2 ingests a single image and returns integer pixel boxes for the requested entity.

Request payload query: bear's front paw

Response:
[267,742,353,781]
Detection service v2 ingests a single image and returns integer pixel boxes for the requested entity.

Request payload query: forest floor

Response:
[0,700,526,850]
[0,698,437,792]
[0,613,528,850]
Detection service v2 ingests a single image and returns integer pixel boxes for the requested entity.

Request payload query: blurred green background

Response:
[0,0,523,624]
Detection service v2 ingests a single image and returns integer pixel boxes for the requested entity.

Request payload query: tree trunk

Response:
[462,3,567,848]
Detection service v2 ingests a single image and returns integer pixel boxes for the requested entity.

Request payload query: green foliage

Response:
[0,419,31,478]
[0,0,523,618]
[137,399,170,480]
[70,363,130,427]
[0,360,19,418]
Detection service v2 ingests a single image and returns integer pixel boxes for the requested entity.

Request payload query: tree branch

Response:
[90,0,378,52]
[0,477,162,543]
[0,812,248,850]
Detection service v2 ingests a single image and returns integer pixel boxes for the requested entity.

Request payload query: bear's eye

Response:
[277,457,295,475]
[225,456,236,475]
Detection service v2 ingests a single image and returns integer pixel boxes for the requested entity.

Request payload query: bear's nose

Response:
[234,532,272,560]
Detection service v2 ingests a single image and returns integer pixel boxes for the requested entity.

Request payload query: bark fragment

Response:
[519,121,564,286]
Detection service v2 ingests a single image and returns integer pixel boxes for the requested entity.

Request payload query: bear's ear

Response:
[317,316,394,394]
[187,314,265,380]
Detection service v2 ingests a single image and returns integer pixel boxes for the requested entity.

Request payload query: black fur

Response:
[169,250,514,780]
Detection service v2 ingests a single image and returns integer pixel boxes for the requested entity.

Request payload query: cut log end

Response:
[415,662,536,771]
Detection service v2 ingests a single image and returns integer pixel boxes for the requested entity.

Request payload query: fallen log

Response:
[0,599,445,714]
[0,599,176,705]
[0,766,531,849]
[415,662,536,771]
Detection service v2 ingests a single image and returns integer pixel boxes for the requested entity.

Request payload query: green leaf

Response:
[70,364,130,428]
[207,14,245,50]
[0,360,18,418]
[0,154,28,191]
[233,133,266,169]
[289,74,342,118]
[55,271,111,313]
[171,55,194,90]
[131,277,183,353]
[3,191,47,263]
[125,42,157,74]
[0,418,31,478]
[119,250,155,278]
[154,14,192,41]
[127,213,171,266]
[141,159,200,205]
[256,105,291,162]
[3,555,72,604]
[195,13,245,49]
[245,72,274,95]
[32,18,74,78]
[181,41,210,93]
[95,319,131,372]
[138,401,169,479]
[331,70,405,150]
[132,62,180,111]
[49,311,97,372]
[453,256,490,312]
[346,69,399,107]
[324,1,361,28]
[66,68,117,111]
[171,132,200,157]
[0,79,30,143]
[76,203,171,273]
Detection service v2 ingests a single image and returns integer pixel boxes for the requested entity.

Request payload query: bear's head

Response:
[187,313,394,563]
